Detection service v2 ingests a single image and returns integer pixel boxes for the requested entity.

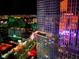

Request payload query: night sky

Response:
[0,0,78,15]
[0,0,37,15]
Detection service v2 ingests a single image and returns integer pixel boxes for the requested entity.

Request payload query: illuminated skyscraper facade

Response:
[59,0,79,51]
[37,0,60,35]
[37,0,60,59]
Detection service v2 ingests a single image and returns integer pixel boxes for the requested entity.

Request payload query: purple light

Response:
[59,30,70,35]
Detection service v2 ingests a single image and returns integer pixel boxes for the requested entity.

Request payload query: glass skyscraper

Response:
[37,0,60,35]
[37,0,60,59]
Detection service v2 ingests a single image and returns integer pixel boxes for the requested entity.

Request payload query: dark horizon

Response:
[0,0,78,15]
[0,0,37,15]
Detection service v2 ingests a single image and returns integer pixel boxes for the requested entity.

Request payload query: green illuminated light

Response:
[13,35,17,37]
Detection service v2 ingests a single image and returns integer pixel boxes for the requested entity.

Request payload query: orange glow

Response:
[67,16,78,30]
[59,23,66,30]
[68,24,77,30]
[60,0,68,12]
[59,16,67,30]
[71,16,78,23]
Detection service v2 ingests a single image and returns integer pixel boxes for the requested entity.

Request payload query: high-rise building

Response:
[37,0,60,35]
[59,0,78,46]
[58,0,79,59]
[37,0,60,59]
[59,0,79,52]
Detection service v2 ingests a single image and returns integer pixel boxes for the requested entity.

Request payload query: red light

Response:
[27,47,37,57]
